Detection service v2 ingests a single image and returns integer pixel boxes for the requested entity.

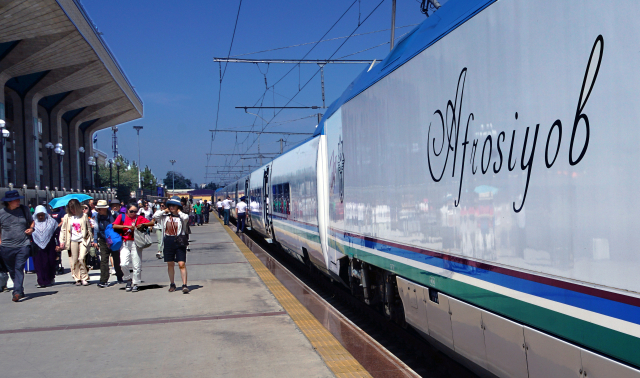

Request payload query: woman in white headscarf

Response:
[31,206,60,288]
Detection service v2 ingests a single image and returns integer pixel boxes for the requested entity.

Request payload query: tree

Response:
[203,182,219,190]
[96,156,158,201]
[163,171,191,189]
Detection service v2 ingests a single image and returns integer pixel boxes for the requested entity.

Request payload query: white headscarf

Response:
[32,205,57,249]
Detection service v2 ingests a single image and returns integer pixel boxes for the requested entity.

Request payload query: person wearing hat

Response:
[236,196,248,233]
[94,200,124,288]
[153,196,190,293]
[113,202,153,293]
[109,199,121,217]
[0,190,34,302]
[31,205,60,288]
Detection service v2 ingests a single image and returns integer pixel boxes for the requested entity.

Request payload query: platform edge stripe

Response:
[217,219,372,377]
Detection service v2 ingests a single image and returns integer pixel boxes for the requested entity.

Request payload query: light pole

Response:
[0,120,9,187]
[54,143,64,188]
[78,146,85,189]
[87,156,96,189]
[170,159,176,194]
[93,152,99,188]
[45,142,54,188]
[116,160,121,190]
[133,126,143,189]
[108,158,113,191]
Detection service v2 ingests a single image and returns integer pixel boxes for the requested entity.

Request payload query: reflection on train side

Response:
[335,180,594,275]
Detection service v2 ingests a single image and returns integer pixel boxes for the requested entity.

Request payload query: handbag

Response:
[133,216,153,250]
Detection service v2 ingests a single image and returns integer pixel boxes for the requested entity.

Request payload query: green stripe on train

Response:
[272,220,321,244]
[323,234,640,368]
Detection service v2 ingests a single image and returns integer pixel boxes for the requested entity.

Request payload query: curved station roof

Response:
[0,0,143,189]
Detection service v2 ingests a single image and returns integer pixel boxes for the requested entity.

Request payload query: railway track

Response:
[232,220,479,378]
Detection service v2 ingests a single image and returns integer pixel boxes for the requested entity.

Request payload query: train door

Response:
[235,182,239,218]
[317,134,332,272]
[245,178,251,229]
[262,165,273,239]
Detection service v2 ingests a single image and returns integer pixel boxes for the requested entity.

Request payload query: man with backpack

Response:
[94,200,124,288]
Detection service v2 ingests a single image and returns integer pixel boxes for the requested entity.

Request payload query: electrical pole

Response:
[133,126,143,189]
[170,159,176,194]
[277,138,284,154]
[390,0,396,51]
[111,126,118,158]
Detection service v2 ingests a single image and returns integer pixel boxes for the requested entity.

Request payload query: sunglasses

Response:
[128,210,137,213]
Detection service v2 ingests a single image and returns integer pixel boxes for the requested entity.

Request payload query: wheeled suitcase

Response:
[24,256,35,273]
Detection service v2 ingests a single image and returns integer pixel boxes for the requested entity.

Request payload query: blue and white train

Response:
[217,1,640,376]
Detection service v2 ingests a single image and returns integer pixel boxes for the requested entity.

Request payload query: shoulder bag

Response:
[134,216,153,250]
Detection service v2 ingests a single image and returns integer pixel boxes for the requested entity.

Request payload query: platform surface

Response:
[0,219,335,378]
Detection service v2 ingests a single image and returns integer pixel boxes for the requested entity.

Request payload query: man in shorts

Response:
[153,197,190,293]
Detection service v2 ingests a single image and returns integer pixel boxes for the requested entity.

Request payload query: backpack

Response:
[105,214,124,251]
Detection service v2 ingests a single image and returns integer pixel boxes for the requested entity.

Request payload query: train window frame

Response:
[272,182,291,216]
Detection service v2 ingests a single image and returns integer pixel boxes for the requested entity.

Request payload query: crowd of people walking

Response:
[0,190,215,302]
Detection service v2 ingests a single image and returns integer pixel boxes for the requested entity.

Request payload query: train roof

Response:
[314,0,494,137]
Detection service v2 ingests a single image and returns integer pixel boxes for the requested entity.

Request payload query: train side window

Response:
[271,183,290,215]
[429,288,439,304]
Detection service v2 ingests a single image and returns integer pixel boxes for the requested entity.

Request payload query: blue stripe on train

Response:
[332,231,640,326]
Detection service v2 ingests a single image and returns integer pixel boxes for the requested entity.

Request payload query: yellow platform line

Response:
[217,218,372,378]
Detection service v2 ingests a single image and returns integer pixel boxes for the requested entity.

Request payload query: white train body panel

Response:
[218,0,640,373]
[269,137,323,264]
[320,0,640,371]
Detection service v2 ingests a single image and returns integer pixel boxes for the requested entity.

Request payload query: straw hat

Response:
[95,200,109,209]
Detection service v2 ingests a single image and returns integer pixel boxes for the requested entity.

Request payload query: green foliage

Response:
[96,155,159,201]
[163,171,192,189]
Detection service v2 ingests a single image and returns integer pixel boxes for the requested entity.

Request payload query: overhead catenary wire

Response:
[229,23,418,58]
[206,0,244,182]
[241,0,388,158]
[211,0,362,178]
[212,0,387,181]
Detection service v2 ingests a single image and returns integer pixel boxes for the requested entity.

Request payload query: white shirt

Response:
[250,201,260,212]
[216,201,223,208]
[138,207,153,219]
[223,199,232,210]
[70,216,83,242]
[153,210,189,236]
[236,201,247,214]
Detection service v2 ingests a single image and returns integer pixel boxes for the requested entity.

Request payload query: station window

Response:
[272,183,290,215]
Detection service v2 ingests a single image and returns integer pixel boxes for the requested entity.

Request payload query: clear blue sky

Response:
[82,0,428,186]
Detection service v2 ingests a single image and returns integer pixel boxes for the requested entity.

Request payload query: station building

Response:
[0,0,142,190]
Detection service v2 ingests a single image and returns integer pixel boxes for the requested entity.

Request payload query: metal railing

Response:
[0,185,115,209]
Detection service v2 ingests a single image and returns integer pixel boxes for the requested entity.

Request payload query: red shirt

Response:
[113,214,150,241]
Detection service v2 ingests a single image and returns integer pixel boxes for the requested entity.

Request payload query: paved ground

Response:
[0,219,334,378]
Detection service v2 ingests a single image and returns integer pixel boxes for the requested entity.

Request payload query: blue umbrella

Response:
[49,193,93,209]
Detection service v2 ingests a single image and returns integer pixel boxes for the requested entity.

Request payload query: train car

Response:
[314,0,640,376]
[221,0,640,376]
[268,137,324,268]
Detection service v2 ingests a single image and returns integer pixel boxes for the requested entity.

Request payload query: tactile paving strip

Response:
[219,219,372,378]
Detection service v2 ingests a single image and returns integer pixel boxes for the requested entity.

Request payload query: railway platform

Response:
[0,220,371,377]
